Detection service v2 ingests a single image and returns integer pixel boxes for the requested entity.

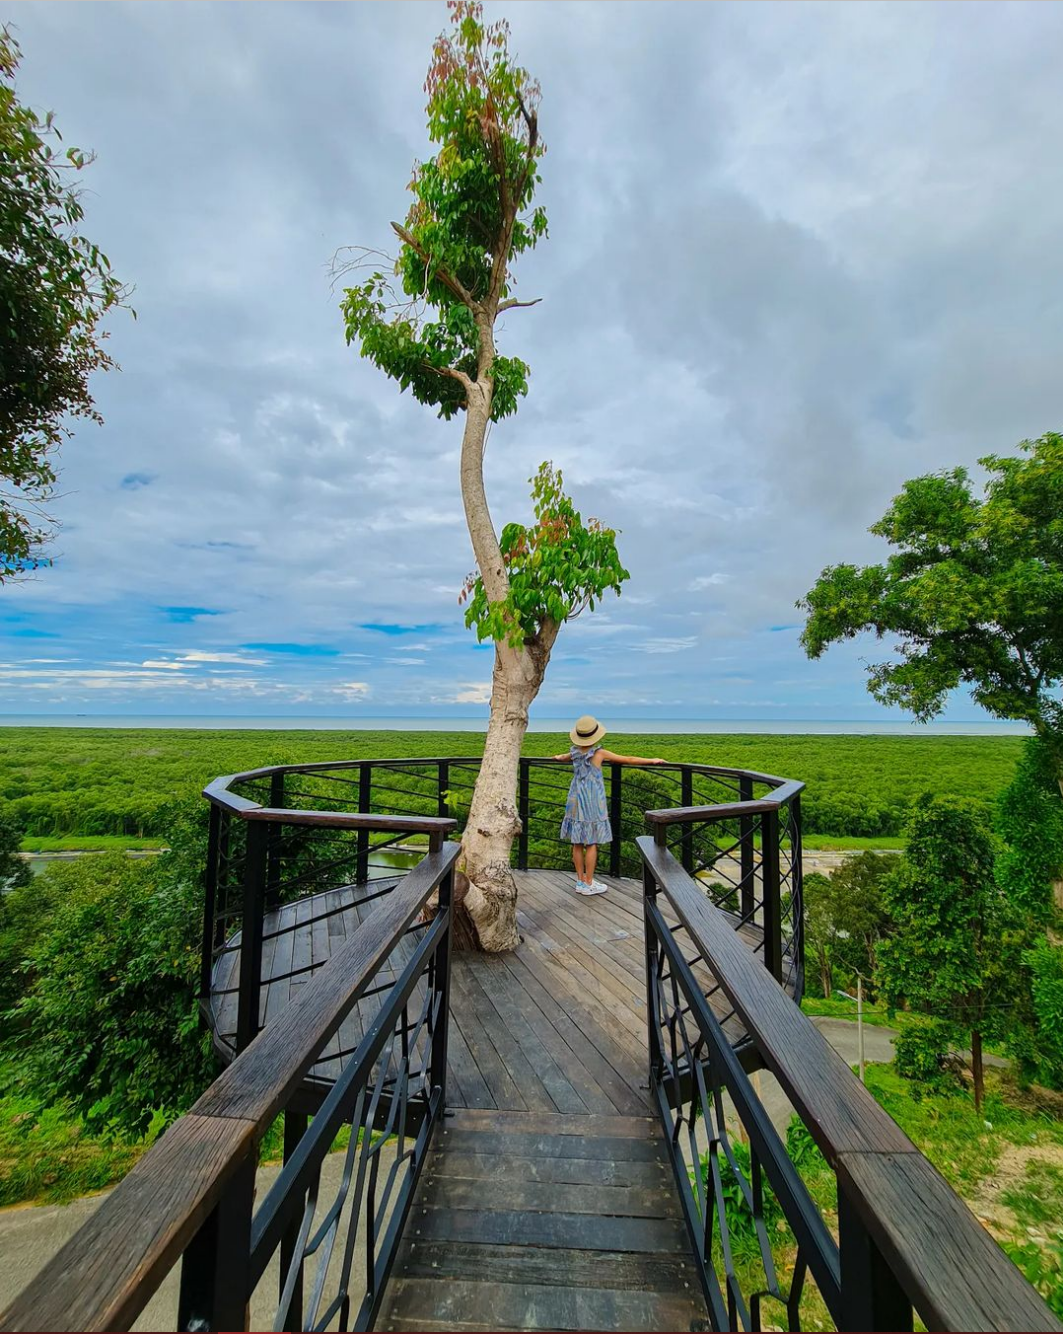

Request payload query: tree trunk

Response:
[457,641,550,951]
[971,1029,984,1111]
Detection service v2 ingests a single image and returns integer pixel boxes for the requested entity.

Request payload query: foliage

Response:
[693,1137,781,1254]
[341,0,545,423]
[1003,1237,1063,1322]
[800,433,1063,787]
[1010,938,1063,1093]
[0,27,128,577]
[460,462,628,646]
[893,1019,964,1097]
[0,727,1025,844]
[0,843,62,1010]
[878,796,1025,1107]
[0,806,29,891]
[997,737,1063,926]
[802,853,894,1000]
[12,803,214,1136]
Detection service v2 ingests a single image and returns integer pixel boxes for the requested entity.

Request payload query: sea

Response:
[0,714,1033,736]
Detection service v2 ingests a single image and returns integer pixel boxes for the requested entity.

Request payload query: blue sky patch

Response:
[243,643,340,657]
[120,472,156,489]
[359,623,444,637]
[163,606,222,623]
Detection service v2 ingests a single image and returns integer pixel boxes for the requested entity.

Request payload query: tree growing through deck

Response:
[339,3,628,950]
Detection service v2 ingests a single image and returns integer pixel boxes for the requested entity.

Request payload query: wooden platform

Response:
[208,868,772,1103]
[375,1108,710,1333]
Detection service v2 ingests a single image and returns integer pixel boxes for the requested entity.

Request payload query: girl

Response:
[552,715,667,896]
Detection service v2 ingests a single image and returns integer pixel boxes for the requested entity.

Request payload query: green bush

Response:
[893,1020,963,1096]
[13,803,214,1136]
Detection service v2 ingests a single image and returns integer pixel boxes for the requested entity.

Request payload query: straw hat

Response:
[570,714,607,746]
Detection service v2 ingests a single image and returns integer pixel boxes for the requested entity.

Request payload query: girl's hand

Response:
[653,757,667,765]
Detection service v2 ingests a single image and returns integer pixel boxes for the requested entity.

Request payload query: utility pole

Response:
[857,973,866,1084]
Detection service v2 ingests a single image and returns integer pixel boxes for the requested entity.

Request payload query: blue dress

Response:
[560,744,612,845]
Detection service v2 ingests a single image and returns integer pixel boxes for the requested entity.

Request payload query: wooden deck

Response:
[205,868,777,1331]
[375,1108,710,1333]
[208,868,769,1105]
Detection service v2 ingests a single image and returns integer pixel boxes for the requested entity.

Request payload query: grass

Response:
[801,834,906,851]
[800,994,928,1030]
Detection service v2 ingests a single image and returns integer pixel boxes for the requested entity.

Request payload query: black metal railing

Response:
[0,839,460,1334]
[200,757,806,1070]
[639,833,1060,1334]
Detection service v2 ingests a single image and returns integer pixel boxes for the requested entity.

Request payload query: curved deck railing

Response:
[201,755,806,1063]
[638,833,1060,1333]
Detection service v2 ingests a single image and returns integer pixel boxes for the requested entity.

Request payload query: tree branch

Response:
[421,361,473,393]
[390,222,478,311]
[497,297,542,313]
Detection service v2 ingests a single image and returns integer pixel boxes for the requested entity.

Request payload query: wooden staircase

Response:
[376,1108,709,1333]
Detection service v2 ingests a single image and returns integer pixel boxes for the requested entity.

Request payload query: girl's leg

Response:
[571,844,586,882]
[584,843,598,884]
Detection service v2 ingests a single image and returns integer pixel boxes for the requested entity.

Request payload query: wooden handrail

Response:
[637,835,1061,1333]
[0,842,462,1334]
[644,778,805,826]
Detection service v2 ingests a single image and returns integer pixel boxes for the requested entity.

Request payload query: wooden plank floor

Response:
[375,1108,710,1333]
[208,868,781,1100]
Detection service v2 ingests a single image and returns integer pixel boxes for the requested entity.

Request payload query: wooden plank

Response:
[379,1277,705,1333]
[434,1129,666,1164]
[416,1174,677,1220]
[451,963,561,1114]
[467,949,618,1115]
[504,950,647,1092]
[411,1207,689,1254]
[447,975,528,1113]
[515,895,645,1009]
[496,954,648,1116]
[0,1114,256,1334]
[424,1152,669,1190]
[446,1109,655,1139]
[443,1013,493,1109]
[392,1240,697,1294]
[459,957,588,1116]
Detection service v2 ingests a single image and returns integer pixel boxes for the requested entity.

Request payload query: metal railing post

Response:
[177,1154,255,1332]
[279,1109,308,1331]
[791,792,805,990]
[739,774,755,922]
[430,860,455,1107]
[838,1190,913,1331]
[642,856,662,1090]
[609,762,623,877]
[680,767,694,874]
[236,820,268,1052]
[438,760,449,819]
[266,770,285,912]
[517,757,529,871]
[200,803,222,1000]
[761,806,783,981]
[357,763,372,885]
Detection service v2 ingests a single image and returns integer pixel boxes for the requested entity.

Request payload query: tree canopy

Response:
[878,796,1023,1108]
[0,27,127,578]
[799,432,1063,775]
[340,0,547,422]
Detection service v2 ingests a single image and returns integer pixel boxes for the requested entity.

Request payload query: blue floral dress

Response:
[560,744,612,845]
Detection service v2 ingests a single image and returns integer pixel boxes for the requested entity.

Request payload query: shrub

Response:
[893,1020,963,1097]
[13,803,214,1136]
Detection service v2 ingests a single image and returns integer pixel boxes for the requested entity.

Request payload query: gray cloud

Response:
[2,1,1061,718]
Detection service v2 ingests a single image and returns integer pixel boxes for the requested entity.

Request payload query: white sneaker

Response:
[589,879,609,894]
[574,880,595,895]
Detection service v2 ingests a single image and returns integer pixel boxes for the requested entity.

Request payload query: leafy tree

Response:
[1,27,128,578]
[340,3,628,949]
[802,871,836,999]
[13,805,214,1135]
[800,432,1063,797]
[0,807,29,893]
[878,797,1023,1109]
[1017,938,1063,1091]
[996,736,1063,927]
[803,854,894,1000]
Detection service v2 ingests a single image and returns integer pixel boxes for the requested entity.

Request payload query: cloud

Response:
[450,683,492,706]
[2,1,1060,722]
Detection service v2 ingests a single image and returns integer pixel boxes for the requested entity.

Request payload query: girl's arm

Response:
[597,749,668,765]
[550,752,573,762]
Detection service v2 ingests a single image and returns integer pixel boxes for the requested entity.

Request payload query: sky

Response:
[2,1,1062,722]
